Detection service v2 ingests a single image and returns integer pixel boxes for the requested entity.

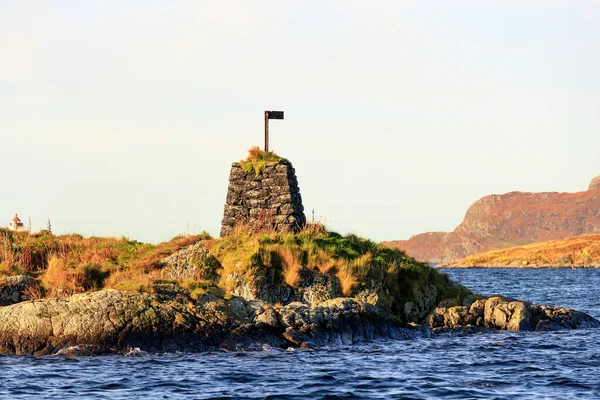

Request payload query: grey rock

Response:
[426,295,600,332]
[0,276,40,306]
[161,242,221,283]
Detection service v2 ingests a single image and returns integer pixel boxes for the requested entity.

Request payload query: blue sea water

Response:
[1,268,599,400]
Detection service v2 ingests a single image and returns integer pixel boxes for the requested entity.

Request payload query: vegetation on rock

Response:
[0,223,470,322]
[0,228,210,297]
[239,146,286,176]
[1,225,598,355]
[442,234,600,268]
[204,223,471,318]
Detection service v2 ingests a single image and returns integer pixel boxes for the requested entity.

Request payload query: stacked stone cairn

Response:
[221,160,306,237]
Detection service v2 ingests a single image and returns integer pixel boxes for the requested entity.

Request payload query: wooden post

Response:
[264,111,269,152]
[264,110,282,152]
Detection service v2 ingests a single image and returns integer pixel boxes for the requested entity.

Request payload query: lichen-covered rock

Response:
[161,242,221,282]
[403,283,438,323]
[297,267,342,306]
[220,160,306,237]
[276,298,431,347]
[224,266,342,306]
[0,276,40,306]
[426,296,600,332]
[0,289,423,355]
[225,270,297,304]
[0,287,596,355]
[0,289,232,355]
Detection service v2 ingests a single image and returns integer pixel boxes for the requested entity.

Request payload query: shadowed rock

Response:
[0,276,40,306]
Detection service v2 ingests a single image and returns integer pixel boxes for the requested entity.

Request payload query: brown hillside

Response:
[442,234,600,268]
[384,176,600,263]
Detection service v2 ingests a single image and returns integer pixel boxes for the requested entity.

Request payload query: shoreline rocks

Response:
[0,287,597,356]
[437,264,600,269]
[426,295,600,332]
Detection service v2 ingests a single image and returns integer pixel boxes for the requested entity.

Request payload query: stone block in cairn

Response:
[220,160,306,237]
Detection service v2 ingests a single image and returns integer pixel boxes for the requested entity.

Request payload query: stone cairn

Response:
[220,160,306,237]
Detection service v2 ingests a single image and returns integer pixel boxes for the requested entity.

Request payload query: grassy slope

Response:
[0,224,469,312]
[0,228,209,296]
[206,224,469,312]
[442,234,600,268]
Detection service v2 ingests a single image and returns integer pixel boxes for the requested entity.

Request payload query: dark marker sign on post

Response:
[267,111,284,120]
[264,110,284,152]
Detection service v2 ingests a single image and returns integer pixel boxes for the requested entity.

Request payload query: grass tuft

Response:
[239,146,286,176]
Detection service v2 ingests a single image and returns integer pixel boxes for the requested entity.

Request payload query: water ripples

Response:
[0,269,599,399]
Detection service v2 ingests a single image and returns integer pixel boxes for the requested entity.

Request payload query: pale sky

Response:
[1,1,599,243]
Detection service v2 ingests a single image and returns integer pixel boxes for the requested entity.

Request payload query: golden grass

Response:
[450,234,600,267]
[337,264,358,296]
[207,222,449,306]
[0,228,209,295]
[0,222,459,311]
[41,255,80,297]
[280,247,303,287]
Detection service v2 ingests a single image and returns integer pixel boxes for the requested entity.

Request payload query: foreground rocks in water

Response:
[252,298,430,349]
[0,288,597,355]
[426,296,600,332]
[0,288,423,355]
[0,289,232,355]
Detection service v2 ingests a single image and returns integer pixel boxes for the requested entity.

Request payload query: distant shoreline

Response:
[436,264,600,269]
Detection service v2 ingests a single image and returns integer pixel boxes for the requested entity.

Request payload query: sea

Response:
[1,268,599,400]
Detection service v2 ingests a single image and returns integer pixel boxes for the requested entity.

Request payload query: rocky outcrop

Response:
[0,289,235,355]
[161,242,221,283]
[220,160,306,237]
[386,175,600,263]
[0,288,422,355]
[427,296,600,332]
[224,266,342,307]
[0,276,40,306]
[271,299,430,348]
[0,287,597,355]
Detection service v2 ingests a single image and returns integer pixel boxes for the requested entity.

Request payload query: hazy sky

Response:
[1,1,599,243]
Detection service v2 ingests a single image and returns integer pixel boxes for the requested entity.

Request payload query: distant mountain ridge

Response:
[384,175,600,263]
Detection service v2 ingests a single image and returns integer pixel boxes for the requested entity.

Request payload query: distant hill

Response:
[440,234,600,268]
[384,175,600,263]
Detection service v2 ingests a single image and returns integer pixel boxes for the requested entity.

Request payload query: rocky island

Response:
[0,151,597,355]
